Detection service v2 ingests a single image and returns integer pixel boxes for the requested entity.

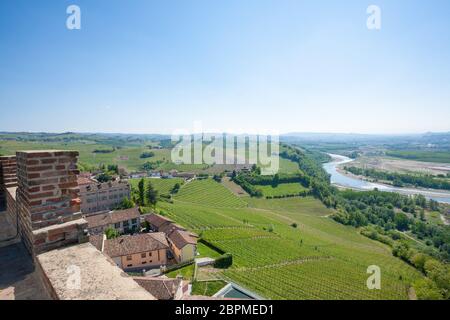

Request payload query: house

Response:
[103,233,169,271]
[130,172,148,179]
[84,207,140,235]
[172,172,196,180]
[78,179,131,214]
[166,228,198,263]
[144,213,174,232]
[133,277,188,300]
[144,214,198,263]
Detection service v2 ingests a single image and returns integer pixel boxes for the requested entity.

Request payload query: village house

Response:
[103,233,169,271]
[84,207,140,235]
[145,213,174,232]
[145,214,198,263]
[78,177,131,214]
[166,228,198,263]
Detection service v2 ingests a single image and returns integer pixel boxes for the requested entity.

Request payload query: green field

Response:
[256,183,308,197]
[129,177,185,196]
[154,180,423,300]
[192,280,227,296]
[278,158,300,174]
[386,150,450,163]
[0,140,208,172]
[174,179,247,208]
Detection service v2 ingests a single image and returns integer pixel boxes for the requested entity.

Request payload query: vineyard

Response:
[174,179,247,208]
[154,179,423,299]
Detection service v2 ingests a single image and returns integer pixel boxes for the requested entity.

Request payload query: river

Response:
[323,154,450,204]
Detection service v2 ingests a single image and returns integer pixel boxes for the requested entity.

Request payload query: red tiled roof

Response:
[133,277,182,300]
[144,214,173,229]
[168,229,198,250]
[89,234,104,251]
[85,207,140,229]
[104,233,168,258]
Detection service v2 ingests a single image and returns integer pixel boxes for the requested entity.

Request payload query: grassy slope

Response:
[174,179,247,208]
[256,183,308,197]
[155,179,423,300]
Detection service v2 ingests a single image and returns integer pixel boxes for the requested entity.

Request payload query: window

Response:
[132,219,137,224]
[115,223,121,228]
[126,255,132,261]
[127,264,133,267]
[123,220,129,226]
[142,261,147,265]
[149,252,152,257]
[141,253,146,258]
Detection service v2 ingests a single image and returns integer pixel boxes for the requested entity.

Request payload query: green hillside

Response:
[155,180,422,300]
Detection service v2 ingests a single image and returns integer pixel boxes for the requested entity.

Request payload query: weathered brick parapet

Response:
[0,155,17,210]
[15,150,86,255]
[36,242,155,300]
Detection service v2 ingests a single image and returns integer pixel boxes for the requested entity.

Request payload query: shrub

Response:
[214,253,233,269]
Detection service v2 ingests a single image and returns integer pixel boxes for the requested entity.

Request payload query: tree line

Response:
[344,166,450,190]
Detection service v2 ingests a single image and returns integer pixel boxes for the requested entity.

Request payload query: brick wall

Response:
[15,151,88,255]
[0,155,18,210]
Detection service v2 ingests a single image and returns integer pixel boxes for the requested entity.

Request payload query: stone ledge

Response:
[36,243,156,300]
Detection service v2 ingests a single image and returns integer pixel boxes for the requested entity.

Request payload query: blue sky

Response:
[0,0,449,134]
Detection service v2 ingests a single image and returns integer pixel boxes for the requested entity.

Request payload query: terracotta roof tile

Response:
[133,277,182,300]
[104,233,168,258]
[85,207,140,229]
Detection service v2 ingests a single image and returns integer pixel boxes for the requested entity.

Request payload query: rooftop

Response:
[144,214,173,229]
[36,242,155,300]
[133,277,183,300]
[168,229,198,249]
[85,207,140,229]
[104,233,168,258]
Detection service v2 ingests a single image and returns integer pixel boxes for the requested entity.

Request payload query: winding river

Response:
[323,154,450,204]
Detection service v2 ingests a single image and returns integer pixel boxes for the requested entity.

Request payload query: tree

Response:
[171,183,181,194]
[146,180,158,208]
[411,253,429,272]
[394,212,410,231]
[105,227,120,240]
[413,279,443,300]
[138,178,145,206]
[115,197,135,210]
[96,172,112,183]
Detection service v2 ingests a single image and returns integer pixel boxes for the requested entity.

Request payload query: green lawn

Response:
[192,280,227,296]
[256,183,308,197]
[165,263,195,280]
[197,242,223,258]
[278,158,300,174]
